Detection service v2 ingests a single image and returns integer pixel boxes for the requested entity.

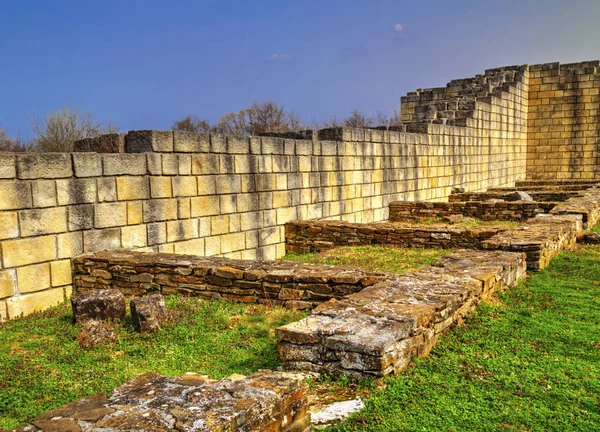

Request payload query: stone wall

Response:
[526,61,600,180]
[72,250,388,310]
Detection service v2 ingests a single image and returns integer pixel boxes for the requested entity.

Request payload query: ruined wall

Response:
[526,61,600,180]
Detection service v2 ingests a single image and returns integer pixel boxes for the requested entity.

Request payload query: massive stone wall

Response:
[526,61,600,180]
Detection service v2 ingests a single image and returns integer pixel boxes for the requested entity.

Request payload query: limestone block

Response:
[1,235,56,267]
[103,154,147,176]
[57,232,83,259]
[173,238,205,255]
[178,155,192,175]
[16,263,51,293]
[0,154,16,178]
[6,287,64,318]
[51,259,72,287]
[143,199,178,222]
[126,130,173,152]
[0,211,19,240]
[172,176,197,197]
[17,154,72,179]
[204,236,221,256]
[178,198,191,219]
[130,294,166,333]
[166,219,198,242]
[210,134,227,153]
[32,180,57,207]
[241,212,262,231]
[127,201,143,225]
[191,196,219,217]
[94,202,127,228]
[211,215,229,235]
[0,180,32,210]
[68,204,94,231]
[83,228,121,252]
[220,232,245,253]
[150,177,172,198]
[147,153,162,175]
[219,155,235,174]
[0,270,16,299]
[162,154,179,175]
[71,289,126,323]
[227,136,249,154]
[192,154,219,175]
[234,155,259,174]
[116,177,149,201]
[237,194,259,212]
[147,222,167,246]
[197,175,216,195]
[122,225,147,248]
[276,207,298,225]
[219,195,237,214]
[57,178,97,205]
[72,153,102,178]
[97,177,117,202]
[261,137,284,154]
[173,130,210,153]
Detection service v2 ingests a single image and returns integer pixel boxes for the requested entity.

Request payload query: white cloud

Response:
[393,24,404,33]
[266,53,293,63]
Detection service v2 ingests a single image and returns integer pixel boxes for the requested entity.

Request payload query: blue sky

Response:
[1,0,600,138]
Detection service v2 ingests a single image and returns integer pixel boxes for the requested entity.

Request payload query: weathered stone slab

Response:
[14,370,310,432]
[77,319,116,349]
[71,289,126,323]
[130,294,166,333]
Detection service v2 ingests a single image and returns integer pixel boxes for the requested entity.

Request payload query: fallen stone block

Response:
[130,294,166,333]
[77,320,116,349]
[14,370,310,432]
[71,289,126,323]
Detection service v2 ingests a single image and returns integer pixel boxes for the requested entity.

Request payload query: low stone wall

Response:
[276,249,527,378]
[13,370,310,432]
[549,188,600,228]
[388,201,558,222]
[73,250,388,310]
[285,220,506,254]
[448,190,578,202]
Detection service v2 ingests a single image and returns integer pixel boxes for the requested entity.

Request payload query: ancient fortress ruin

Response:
[4,60,600,430]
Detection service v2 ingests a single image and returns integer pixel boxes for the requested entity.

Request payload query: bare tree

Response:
[172,115,211,133]
[33,107,118,152]
[343,109,375,128]
[213,101,304,136]
[0,127,32,152]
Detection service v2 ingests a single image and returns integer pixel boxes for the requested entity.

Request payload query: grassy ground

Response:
[0,298,306,429]
[327,245,600,431]
[283,245,452,274]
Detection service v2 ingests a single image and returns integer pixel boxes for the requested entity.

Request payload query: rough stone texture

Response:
[130,294,167,333]
[389,200,558,223]
[276,249,527,378]
[73,133,125,153]
[549,187,600,228]
[77,319,116,349]
[579,232,600,244]
[449,190,585,203]
[73,251,388,309]
[70,289,126,323]
[13,370,310,432]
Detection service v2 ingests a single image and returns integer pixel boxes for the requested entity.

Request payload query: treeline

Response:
[0,101,401,152]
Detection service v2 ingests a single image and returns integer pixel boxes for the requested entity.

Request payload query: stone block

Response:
[177,198,191,219]
[16,154,72,179]
[127,201,143,225]
[71,289,126,323]
[172,176,197,197]
[173,238,205,255]
[197,176,216,195]
[219,154,235,174]
[220,232,245,253]
[215,175,241,194]
[97,177,117,202]
[210,134,227,153]
[143,199,178,222]
[166,219,198,242]
[77,319,116,349]
[204,236,221,256]
[94,202,127,228]
[32,180,57,207]
[122,225,148,248]
[6,287,64,318]
[173,130,210,152]
[147,222,167,246]
[73,153,102,177]
[83,228,121,252]
[103,154,147,175]
[0,270,16,299]
[241,212,262,231]
[0,211,19,240]
[126,130,173,152]
[178,155,192,175]
[147,153,162,175]
[56,178,97,205]
[150,177,172,198]
[0,154,16,178]
[51,259,72,287]
[1,234,56,267]
[16,263,51,294]
[130,294,166,333]
[191,196,219,217]
[219,195,237,214]
[73,133,124,153]
[68,204,94,231]
[162,154,179,175]
[0,180,32,210]
[115,176,149,201]
[57,232,83,258]
[211,215,229,235]
[192,154,219,175]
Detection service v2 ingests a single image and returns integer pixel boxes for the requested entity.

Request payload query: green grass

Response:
[327,245,600,431]
[283,245,452,275]
[591,220,600,232]
[0,298,306,429]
